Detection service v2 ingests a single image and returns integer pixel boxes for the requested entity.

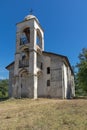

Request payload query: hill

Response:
[0,98,87,130]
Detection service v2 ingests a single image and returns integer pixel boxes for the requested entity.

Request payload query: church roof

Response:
[16,14,44,32]
[6,61,14,70]
[24,15,39,23]
[16,15,39,25]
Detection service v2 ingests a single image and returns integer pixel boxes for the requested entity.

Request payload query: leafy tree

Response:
[76,48,87,94]
[72,66,81,95]
[0,79,9,98]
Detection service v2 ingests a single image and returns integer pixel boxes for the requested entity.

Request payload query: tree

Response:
[0,79,9,98]
[76,48,87,94]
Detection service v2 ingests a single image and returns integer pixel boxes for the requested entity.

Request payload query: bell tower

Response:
[14,14,44,98]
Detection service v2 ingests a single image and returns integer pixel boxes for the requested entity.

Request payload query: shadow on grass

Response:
[0,97,9,102]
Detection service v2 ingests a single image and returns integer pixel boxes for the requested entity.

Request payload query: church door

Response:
[21,72,29,98]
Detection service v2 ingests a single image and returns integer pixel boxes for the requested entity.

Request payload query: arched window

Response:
[20,33,28,45]
[36,29,42,48]
[23,28,30,43]
[20,27,30,45]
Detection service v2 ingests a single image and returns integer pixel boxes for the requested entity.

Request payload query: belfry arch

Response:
[20,27,30,45]
[36,29,43,49]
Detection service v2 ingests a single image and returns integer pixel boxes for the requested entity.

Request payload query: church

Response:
[6,14,75,99]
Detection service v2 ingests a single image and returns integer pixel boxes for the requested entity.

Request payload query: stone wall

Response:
[37,54,63,98]
[8,64,14,97]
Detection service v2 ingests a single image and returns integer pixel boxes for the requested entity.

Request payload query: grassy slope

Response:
[0,99,87,130]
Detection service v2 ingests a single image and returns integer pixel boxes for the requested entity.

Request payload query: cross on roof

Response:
[29,9,33,14]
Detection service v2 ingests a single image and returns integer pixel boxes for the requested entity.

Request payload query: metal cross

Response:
[29,9,33,14]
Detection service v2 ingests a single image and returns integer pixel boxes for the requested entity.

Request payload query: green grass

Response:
[0,98,87,130]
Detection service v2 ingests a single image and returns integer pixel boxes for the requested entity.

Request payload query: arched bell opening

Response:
[20,27,30,45]
[36,29,42,49]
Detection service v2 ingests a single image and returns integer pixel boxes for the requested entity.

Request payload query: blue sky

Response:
[0,0,87,79]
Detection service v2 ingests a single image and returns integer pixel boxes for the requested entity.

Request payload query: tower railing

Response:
[19,60,29,68]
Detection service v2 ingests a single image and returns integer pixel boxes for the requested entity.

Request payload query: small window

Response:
[47,80,50,87]
[41,62,43,70]
[47,67,50,74]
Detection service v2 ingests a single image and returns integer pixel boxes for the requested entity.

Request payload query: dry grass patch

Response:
[0,98,87,130]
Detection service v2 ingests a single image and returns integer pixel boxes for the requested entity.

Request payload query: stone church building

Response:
[6,14,75,99]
